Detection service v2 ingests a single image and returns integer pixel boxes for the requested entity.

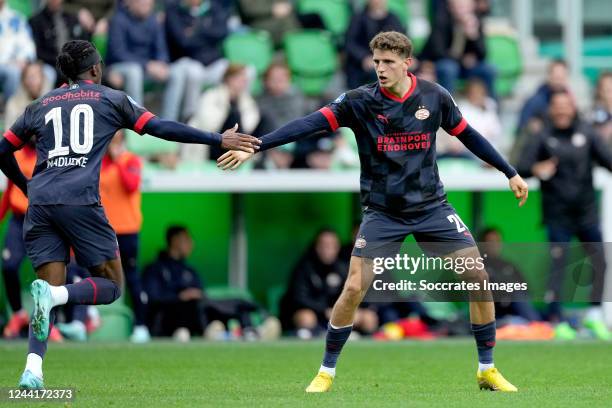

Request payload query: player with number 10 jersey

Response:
[0,40,260,389]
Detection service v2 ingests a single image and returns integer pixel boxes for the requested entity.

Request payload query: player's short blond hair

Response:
[369,31,413,58]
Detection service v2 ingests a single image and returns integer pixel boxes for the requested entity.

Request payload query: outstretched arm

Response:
[142,118,261,152]
[455,124,529,206]
[259,111,331,151]
[217,111,332,169]
[0,139,28,195]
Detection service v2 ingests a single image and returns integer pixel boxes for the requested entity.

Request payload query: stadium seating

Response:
[92,33,108,59]
[539,36,612,83]
[485,35,523,97]
[283,30,338,96]
[388,0,410,27]
[223,31,274,94]
[297,0,351,42]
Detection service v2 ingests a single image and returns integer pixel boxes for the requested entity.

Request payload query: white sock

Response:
[478,362,494,372]
[585,306,604,322]
[49,285,68,307]
[319,365,335,377]
[25,353,43,379]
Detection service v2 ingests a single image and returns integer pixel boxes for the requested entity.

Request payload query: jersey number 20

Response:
[45,104,94,158]
[447,214,467,233]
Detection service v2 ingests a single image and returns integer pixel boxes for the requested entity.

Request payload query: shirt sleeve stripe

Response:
[3,130,24,148]
[448,118,468,136]
[318,107,340,131]
[134,111,156,134]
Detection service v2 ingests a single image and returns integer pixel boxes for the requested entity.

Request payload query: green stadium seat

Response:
[223,31,274,76]
[411,35,427,55]
[539,36,612,84]
[8,0,32,17]
[92,33,108,60]
[298,0,351,39]
[485,35,522,97]
[125,129,179,157]
[388,0,410,27]
[284,30,338,96]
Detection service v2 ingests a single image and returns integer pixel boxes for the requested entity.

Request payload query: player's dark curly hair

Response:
[56,40,99,81]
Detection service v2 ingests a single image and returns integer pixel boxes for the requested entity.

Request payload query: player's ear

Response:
[404,57,413,71]
[92,63,102,79]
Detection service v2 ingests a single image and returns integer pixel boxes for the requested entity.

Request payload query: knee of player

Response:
[343,279,366,300]
[461,266,489,284]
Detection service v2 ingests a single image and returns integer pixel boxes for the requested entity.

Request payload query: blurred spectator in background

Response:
[255,61,308,169]
[479,227,541,323]
[143,225,207,338]
[64,0,115,35]
[4,62,51,129]
[100,130,150,343]
[187,64,263,161]
[236,0,324,47]
[438,78,502,159]
[29,0,91,86]
[0,0,37,101]
[345,0,405,89]
[143,225,278,340]
[237,0,299,47]
[258,62,306,131]
[517,59,570,136]
[106,0,187,121]
[165,0,231,121]
[590,71,612,150]
[280,229,379,338]
[415,60,437,82]
[419,0,496,97]
[0,138,36,339]
[516,89,612,340]
[292,134,337,169]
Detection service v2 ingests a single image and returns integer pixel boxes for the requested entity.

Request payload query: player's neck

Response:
[387,75,412,99]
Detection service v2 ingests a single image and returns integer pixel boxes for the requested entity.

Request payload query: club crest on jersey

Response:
[377,114,390,125]
[572,133,586,147]
[354,236,367,249]
[415,106,430,120]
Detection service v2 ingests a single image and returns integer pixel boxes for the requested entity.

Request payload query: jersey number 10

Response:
[45,104,94,159]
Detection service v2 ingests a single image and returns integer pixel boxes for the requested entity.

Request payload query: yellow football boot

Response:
[305,372,334,393]
[477,367,518,392]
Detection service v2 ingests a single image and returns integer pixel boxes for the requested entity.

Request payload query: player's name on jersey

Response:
[377,132,432,152]
[372,279,529,293]
[47,156,89,169]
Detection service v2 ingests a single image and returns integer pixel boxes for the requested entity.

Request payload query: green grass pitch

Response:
[0,339,610,407]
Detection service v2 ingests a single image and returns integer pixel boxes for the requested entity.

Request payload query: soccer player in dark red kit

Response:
[219,31,528,393]
[0,40,260,389]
